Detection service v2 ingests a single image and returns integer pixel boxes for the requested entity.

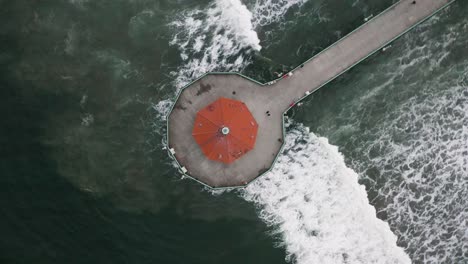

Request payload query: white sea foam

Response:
[315,14,468,263]
[153,0,266,129]
[168,0,261,89]
[368,82,468,264]
[163,0,311,92]
[250,0,308,27]
[352,72,468,262]
[160,0,311,96]
[242,123,410,264]
[152,99,172,121]
[374,19,468,264]
[156,1,411,262]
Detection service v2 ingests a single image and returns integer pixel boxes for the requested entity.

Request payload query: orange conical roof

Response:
[192,97,258,164]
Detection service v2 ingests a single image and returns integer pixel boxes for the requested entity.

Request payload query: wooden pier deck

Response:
[167,0,455,188]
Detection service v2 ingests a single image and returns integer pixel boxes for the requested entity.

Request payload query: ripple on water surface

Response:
[302,7,468,263]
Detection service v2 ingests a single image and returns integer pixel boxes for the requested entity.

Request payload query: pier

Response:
[167,0,455,188]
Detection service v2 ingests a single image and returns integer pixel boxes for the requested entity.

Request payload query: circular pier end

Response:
[167,74,285,188]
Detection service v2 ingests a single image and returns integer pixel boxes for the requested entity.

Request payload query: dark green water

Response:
[1,0,466,263]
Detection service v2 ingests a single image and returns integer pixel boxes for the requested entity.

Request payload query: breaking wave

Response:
[168,0,261,89]
[250,0,309,27]
[366,72,468,264]
[242,123,410,264]
[154,0,309,120]
[154,0,266,115]
[164,0,310,90]
[350,18,468,263]
[310,11,468,263]
[156,1,412,262]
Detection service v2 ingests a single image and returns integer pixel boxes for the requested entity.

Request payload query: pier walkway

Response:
[167,0,455,188]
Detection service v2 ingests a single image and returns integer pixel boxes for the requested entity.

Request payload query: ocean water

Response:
[0,0,466,263]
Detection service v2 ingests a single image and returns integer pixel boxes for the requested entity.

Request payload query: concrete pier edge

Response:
[165,0,457,190]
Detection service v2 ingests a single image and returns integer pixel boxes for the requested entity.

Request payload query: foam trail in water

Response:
[168,0,261,89]
[160,3,410,260]
[322,15,468,262]
[242,124,411,264]
[153,0,264,116]
[250,0,308,27]
[154,0,311,124]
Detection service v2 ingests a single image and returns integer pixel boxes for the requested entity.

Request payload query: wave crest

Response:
[242,124,410,264]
